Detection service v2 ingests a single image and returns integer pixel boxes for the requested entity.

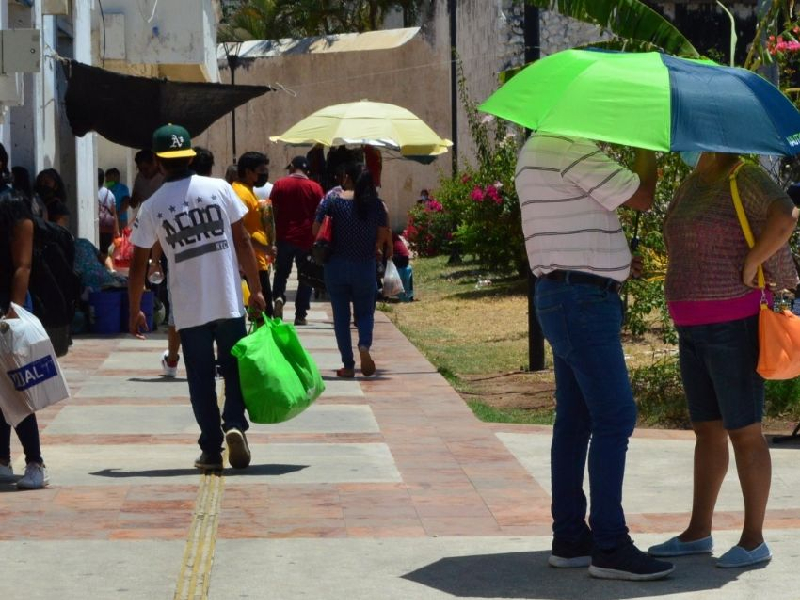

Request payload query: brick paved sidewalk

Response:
[2,289,800,599]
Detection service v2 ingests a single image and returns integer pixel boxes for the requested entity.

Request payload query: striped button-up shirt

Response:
[515,133,640,282]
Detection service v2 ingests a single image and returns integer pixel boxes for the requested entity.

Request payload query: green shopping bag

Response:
[232,318,310,424]
[268,318,326,402]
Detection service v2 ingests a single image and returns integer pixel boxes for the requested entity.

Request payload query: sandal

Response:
[359,346,376,377]
[336,367,355,378]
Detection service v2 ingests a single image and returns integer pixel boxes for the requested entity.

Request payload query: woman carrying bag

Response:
[650,152,798,568]
[312,164,391,377]
[0,172,49,490]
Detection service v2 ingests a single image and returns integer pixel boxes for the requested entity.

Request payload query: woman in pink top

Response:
[650,152,798,568]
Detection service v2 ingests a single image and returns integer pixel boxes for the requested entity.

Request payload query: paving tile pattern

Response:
[3,298,800,548]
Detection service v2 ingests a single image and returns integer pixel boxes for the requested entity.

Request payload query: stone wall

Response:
[538,10,607,56]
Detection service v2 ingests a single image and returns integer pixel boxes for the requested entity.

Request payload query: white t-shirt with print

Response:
[130,174,247,330]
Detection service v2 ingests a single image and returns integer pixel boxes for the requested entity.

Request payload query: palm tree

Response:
[526,0,698,57]
[219,0,428,42]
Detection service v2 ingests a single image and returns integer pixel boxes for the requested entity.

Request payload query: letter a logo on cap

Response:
[152,123,197,158]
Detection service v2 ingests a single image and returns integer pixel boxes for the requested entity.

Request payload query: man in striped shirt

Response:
[516,133,672,581]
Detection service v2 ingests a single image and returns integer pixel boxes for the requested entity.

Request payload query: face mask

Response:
[37,185,55,199]
[680,151,701,169]
[255,174,268,188]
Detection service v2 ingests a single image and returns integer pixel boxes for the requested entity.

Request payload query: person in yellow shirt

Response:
[232,152,276,317]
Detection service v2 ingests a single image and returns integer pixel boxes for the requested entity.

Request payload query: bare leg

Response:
[167,325,181,362]
[728,422,771,550]
[680,420,728,541]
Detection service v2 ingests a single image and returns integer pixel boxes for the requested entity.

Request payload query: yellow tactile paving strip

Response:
[173,381,226,600]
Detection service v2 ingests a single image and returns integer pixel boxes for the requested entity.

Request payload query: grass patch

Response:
[389,256,800,427]
[468,400,554,425]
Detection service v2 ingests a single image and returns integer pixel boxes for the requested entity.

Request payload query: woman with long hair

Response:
[34,168,70,227]
[0,155,49,489]
[312,164,391,377]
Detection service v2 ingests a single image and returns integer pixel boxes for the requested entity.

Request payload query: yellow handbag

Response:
[730,164,800,380]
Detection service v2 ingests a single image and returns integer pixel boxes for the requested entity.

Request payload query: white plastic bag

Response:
[0,303,70,426]
[382,259,405,298]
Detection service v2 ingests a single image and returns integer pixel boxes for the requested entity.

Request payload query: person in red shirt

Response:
[269,156,324,325]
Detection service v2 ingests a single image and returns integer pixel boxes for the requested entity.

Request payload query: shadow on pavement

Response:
[88,464,308,478]
[320,374,392,382]
[402,551,744,599]
[126,376,188,383]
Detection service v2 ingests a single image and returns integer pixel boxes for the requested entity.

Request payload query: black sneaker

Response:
[225,428,251,469]
[194,452,223,471]
[589,541,674,581]
[294,316,308,326]
[550,533,593,568]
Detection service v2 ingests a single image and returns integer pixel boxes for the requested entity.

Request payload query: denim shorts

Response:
[677,314,764,430]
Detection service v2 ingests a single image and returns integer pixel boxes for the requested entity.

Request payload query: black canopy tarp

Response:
[63,60,273,149]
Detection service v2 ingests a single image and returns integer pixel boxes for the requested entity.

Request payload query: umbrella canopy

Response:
[479,49,800,156]
[63,60,273,149]
[269,100,453,157]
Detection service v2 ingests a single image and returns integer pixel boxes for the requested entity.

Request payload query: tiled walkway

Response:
[2,290,800,599]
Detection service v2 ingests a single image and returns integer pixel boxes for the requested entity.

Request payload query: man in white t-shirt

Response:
[128,124,265,471]
[515,133,671,581]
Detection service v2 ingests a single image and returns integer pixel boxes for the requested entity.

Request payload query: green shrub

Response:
[630,356,690,427]
[765,377,800,418]
[405,195,457,257]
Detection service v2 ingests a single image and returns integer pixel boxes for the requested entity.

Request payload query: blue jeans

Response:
[534,278,636,550]
[179,316,249,455]
[272,241,312,319]
[324,256,377,369]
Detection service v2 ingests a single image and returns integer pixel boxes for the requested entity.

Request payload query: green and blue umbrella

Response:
[479,49,800,156]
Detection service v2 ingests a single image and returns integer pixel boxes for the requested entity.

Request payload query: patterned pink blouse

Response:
[664,163,797,327]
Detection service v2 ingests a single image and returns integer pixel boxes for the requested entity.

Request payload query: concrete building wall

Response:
[195,33,452,232]
[448,0,525,170]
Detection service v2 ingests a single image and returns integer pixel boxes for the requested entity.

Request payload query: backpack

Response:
[28,217,81,353]
[98,188,115,229]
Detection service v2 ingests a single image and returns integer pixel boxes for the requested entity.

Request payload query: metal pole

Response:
[528,269,545,371]
[448,0,458,176]
[524,3,544,371]
[230,55,237,164]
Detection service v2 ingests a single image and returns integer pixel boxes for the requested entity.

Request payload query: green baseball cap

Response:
[152,123,197,158]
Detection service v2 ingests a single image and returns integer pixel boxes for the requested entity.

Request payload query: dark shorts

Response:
[677,314,764,430]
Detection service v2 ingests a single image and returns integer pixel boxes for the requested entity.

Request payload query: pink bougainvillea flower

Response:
[461,173,472,184]
[485,184,501,203]
[471,185,485,202]
[794,25,800,34]
[426,199,443,212]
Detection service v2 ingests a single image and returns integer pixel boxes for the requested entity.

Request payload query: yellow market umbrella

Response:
[269,100,452,157]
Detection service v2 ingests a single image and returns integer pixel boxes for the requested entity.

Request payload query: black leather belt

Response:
[542,270,623,294]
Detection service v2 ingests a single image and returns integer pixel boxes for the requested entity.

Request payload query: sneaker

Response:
[194,452,223,470]
[649,535,713,557]
[273,297,284,319]
[589,541,674,581]
[359,345,376,377]
[294,316,308,326]
[16,462,49,489]
[0,462,14,483]
[161,351,179,377]
[716,542,772,568]
[225,428,251,469]
[550,534,593,568]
